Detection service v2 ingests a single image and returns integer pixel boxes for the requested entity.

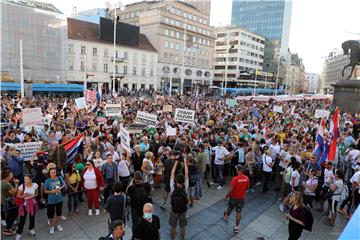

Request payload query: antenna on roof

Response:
[72,5,78,18]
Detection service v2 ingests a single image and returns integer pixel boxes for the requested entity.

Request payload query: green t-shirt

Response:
[1,181,14,204]
[75,163,85,172]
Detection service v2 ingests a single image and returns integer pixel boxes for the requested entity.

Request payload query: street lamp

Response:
[106,1,125,95]
[223,45,235,97]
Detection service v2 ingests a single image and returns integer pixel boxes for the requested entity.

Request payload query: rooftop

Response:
[3,0,62,14]
[67,18,157,52]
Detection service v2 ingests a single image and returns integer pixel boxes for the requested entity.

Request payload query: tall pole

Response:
[84,54,87,96]
[181,16,187,95]
[223,50,228,97]
[253,70,257,96]
[112,7,117,95]
[19,40,24,98]
[275,55,281,96]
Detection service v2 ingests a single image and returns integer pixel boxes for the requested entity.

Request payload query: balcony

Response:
[111,57,128,62]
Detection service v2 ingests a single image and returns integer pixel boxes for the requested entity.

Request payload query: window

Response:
[199,17,202,24]
[170,19,174,25]
[68,44,73,53]
[80,61,85,71]
[142,67,146,76]
[104,49,108,57]
[136,11,139,16]
[228,57,237,62]
[170,30,174,37]
[192,26,196,32]
[230,32,239,37]
[228,65,237,70]
[175,43,180,50]
[92,48,97,56]
[92,63,97,71]
[133,66,137,75]
[142,54,146,64]
[176,21,180,27]
[81,46,86,55]
[215,57,226,62]
[131,12,134,18]
[165,41,169,48]
[133,53,138,62]
[115,51,118,58]
[217,33,227,38]
[229,40,239,45]
[123,65,128,74]
[150,68,153,76]
[165,17,169,24]
[176,32,180,38]
[193,15,197,21]
[68,62,74,70]
[215,65,225,70]
[104,64,108,73]
[165,29,169,36]
[170,42,174,49]
[204,19,208,24]
[115,65,118,73]
[229,48,238,53]
[124,52,128,60]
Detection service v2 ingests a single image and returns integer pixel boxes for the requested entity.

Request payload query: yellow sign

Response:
[255,70,273,78]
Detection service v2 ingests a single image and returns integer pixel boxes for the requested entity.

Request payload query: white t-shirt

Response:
[212,146,230,165]
[291,170,300,187]
[93,158,106,169]
[83,169,97,190]
[262,155,273,172]
[332,179,344,202]
[18,183,39,205]
[350,171,360,193]
[324,168,335,186]
[117,160,131,177]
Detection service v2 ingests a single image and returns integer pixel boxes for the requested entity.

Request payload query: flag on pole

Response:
[314,118,325,164]
[194,92,199,112]
[61,133,84,162]
[252,105,261,119]
[328,108,340,161]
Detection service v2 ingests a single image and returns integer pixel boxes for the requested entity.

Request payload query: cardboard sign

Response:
[75,97,87,110]
[5,142,43,161]
[225,99,237,108]
[315,109,330,119]
[119,127,131,153]
[136,111,158,127]
[273,105,283,113]
[105,104,121,117]
[174,108,195,124]
[127,123,147,134]
[22,108,42,127]
[166,126,177,136]
[163,105,173,112]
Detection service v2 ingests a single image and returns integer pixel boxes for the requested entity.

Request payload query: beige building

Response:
[110,0,214,94]
[286,53,305,94]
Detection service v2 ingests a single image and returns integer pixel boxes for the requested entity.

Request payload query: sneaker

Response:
[49,227,55,235]
[15,234,22,240]
[1,220,6,226]
[88,209,93,216]
[160,203,166,209]
[207,181,211,188]
[217,185,224,190]
[28,229,36,236]
[223,211,229,222]
[255,182,261,186]
[61,216,67,221]
[56,225,64,232]
[278,204,285,213]
[3,229,16,236]
[13,220,18,225]
[95,209,100,216]
[233,226,239,235]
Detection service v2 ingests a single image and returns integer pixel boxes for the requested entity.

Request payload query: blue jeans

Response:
[194,173,202,198]
[214,164,224,186]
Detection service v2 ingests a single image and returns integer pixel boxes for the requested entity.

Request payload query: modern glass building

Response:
[231,0,292,81]
[1,0,67,84]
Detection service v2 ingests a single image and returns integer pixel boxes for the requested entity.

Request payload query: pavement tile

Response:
[247,215,284,238]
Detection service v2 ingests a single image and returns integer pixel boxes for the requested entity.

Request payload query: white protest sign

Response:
[75,97,87,110]
[315,109,330,119]
[225,99,237,108]
[127,123,147,134]
[166,126,177,136]
[119,127,131,153]
[163,105,173,112]
[136,111,158,127]
[273,105,283,113]
[174,108,195,124]
[105,104,121,117]
[5,142,43,161]
[22,108,42,127]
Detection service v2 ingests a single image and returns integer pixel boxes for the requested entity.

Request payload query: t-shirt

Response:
[45,177,64,204]
[105,194,127,223]
[163,158,174,181]
[68,171,81,185]
[212,146,230,165]
[93,158,106,169]
[324,168,335,186]
[304,161,321,174]
[332,179,344,202]
[133,215,160,240]
[304,177,318,196]
[262,155,273,172]
[291,170,300,187]
[117,160,131,177]
[83,169,97,190]
[229,174,249,199]
[1,181,14,204]
[18,183,39,205]
[75,163,85,173]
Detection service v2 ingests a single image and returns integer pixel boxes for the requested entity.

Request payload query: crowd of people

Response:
[1,92,360,240]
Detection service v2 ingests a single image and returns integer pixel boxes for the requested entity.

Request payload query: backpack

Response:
[131,184,149,211]
[302,206,314,232]
[171,186,188,213]
[340,183,349,201]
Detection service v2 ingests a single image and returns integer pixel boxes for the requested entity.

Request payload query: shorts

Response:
[188,186,195,197]
[47,202,63,219]
[227,198,245,213]
[169,211,187,228]
[164,179,170,193]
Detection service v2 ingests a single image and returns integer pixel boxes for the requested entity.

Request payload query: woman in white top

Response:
[290,162,302,192]
[303,169,318,208]
[141,151,155,185]
[262,149,273,193]
[325,170,345,226]
[92,150,105,170]
[117,151,132,191]
[15,174,39,240]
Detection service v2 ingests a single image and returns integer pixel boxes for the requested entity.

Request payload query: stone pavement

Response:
[2,180,348,240]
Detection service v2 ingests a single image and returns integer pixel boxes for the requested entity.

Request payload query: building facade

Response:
[67,18,158,93]
[306,72,321,93]
[286,53,305,94]
[75,8,107,24]
[1,0,67,84]
[231,0,293,86]
[110,0,214,94]
[213,26,268,88]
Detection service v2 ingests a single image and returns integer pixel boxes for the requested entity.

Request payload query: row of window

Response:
[216,32,265,44]
[165,29,211,47]
[215,41,264,51]
[214,56,263,64]
[120,10,140,20]
[213,66,255,76]
[214,59,263,69]
[163,52,210,67]
[215,48,264,59]
[169,7,208,25]
[164,17,211,36]
[69,62,154,76]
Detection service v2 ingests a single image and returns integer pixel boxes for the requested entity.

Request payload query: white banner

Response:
[105,104,121,117]
[127,123,147,134]
[22,108,42,127]
[166,126,177,136]
[5,141,43,161]
[119,127,131,153]
[174,108,195,124]
[273,105,283,113]
[315,109,330,119]
[225,99,237,107]
[75,97,87,110]
[136,111,158,127]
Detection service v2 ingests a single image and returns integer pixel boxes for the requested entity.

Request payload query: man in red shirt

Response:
[223,165,249,235]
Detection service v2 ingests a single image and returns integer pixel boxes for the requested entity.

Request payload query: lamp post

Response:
[106,1,125,95]
[223,45,234,97]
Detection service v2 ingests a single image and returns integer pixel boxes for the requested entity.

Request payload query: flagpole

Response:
[181,15,187,95]
[84,54,87,97]
[20,39,24,98]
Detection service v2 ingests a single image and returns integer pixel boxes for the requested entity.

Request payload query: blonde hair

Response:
[290,191,303,206]
[145,151,153,159]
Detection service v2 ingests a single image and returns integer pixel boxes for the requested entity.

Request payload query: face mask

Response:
[144,212,152,220]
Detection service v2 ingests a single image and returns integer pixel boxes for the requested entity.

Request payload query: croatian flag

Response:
[91,91,101,113]
[328,108,340,161]
[314,118,325,164]
[252,105,261,119]
[194,92,199,112]
[62,134,84,162]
